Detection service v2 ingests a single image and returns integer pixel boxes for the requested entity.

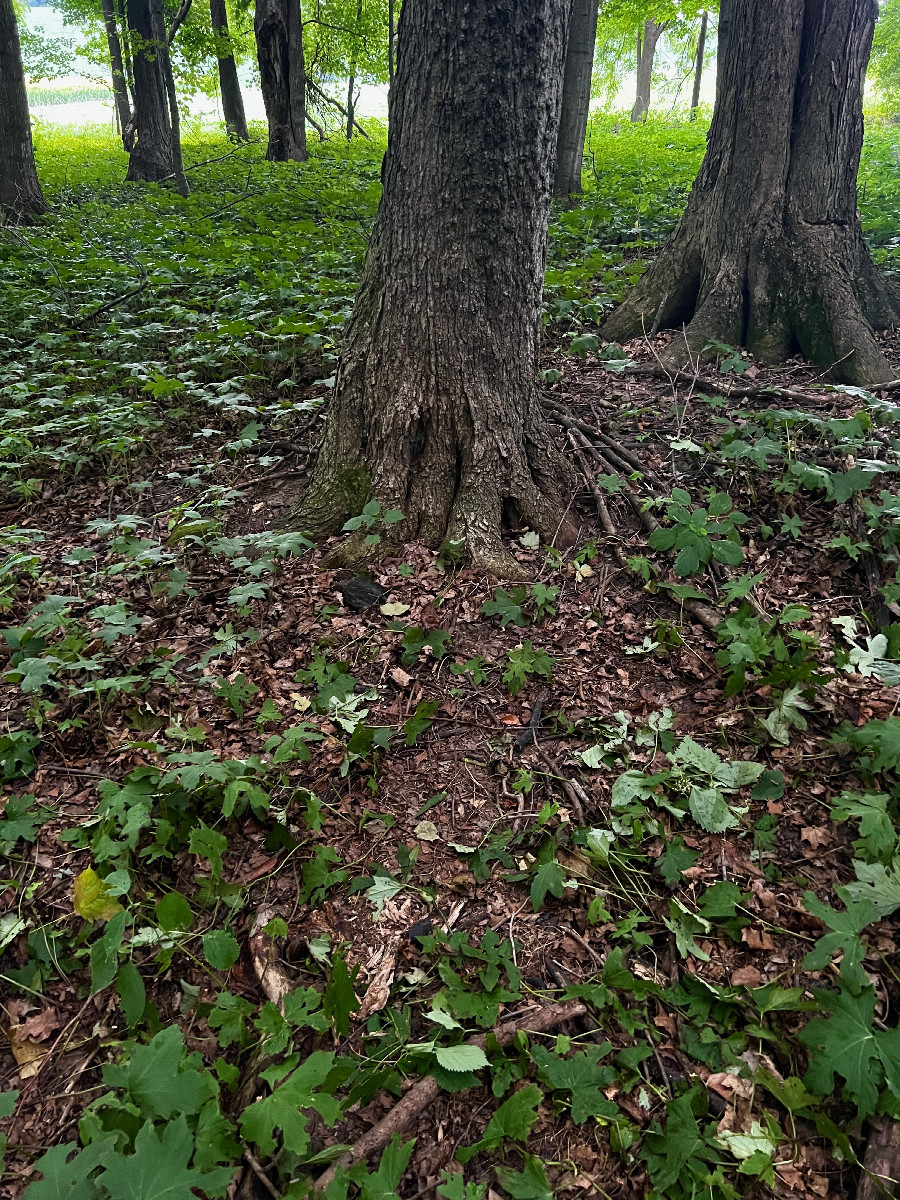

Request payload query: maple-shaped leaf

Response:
[530,860,565,910]
[495,1154,554,1200]
[456,1085,543,1164]
[800,986,900,1116]
[640,1088,713,1192]
[98,1116,234,1200]
[843,860,900,918]
[102,1026,214,1119]
[239,1050,341,1157]
[532,1044,617,1124]
[843,716,900,773]
[656,836,699,886]
[802,888,880,993]
[22,1136,118,1200]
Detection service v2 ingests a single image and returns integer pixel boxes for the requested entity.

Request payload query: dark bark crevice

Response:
[603,0,900,387]
[284,0,576,576]
[255,0,307,162]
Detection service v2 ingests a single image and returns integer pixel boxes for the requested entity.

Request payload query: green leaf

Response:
[532,1045,617,1123]
[800,985,900,1116]
[188,825,228,881]
[323,952,360,1038]
[711,537,743,566]
[437,1171,488,1200]
[495,1155,554,1200]
[673,544,701,575]
[23,1137,119,1200]
[641,1088,712,1192]
[802,887,880,993]
[98,1116,234,1200]
[203,929,240,971]
[90,910,127,995]
[456,1085,543,1163]
[656,837,699,886]
[434,1045,489,1074]
[688,786,740,833]
[0,1091,17,1119]
[154,891,193,933]
[240,1051,341,1157]
[116,962,146,1027]
[843,860,900,918]
[530,859,565,910]
[102,1026,213,1119]
[404,700,441,747]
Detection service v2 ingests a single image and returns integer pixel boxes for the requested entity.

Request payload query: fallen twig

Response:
[312,999,587,1195]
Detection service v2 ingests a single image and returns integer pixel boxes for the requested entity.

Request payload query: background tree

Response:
[255,0,307,161]
[99,0,132,132]
[0,0,47,217]
[554,0,600,196]
[602,0,899,386]
[631,17,667,120]
[209,0,249,138]
[288,0,576,574]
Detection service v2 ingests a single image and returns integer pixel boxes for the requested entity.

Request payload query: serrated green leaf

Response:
[456,1085,543,1163]
[203,929,240,971]
[239,1051,341,1156]
[434,1045,489,1073]
[98,1116,233,1200]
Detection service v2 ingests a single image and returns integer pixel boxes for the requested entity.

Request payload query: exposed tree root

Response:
[311,1000,587,1196]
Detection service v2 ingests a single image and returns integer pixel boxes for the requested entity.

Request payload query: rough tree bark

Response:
[150,0,189,196]
[553,0,600,197]
[0,0,47,218]
[603,0,900,387]
[630,18,666,122]
[690,9,708,116]
[125,0,175,182]
[284,0,576,575]
[100,0,132,135]
[210,0,248,140]
[255,0,307,162]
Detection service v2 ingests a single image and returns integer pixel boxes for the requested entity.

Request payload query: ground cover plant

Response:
[2,112,900,1200]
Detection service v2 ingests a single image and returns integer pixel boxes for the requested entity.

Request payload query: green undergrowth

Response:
[2,119,900,1199]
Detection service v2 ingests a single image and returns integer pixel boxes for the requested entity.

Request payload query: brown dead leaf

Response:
[6,1024,51,1078]
[707,1072,753,1101]
[390,667,412,688]
[741,927,775,951]
[800,826,830,849]
[730,965,764,988]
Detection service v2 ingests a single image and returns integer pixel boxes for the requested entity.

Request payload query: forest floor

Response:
[2,120,900,1200]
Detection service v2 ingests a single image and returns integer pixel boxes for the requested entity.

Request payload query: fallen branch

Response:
[312,1000,587,1195]
[307,79,370,138]
[857,1116,900,1200]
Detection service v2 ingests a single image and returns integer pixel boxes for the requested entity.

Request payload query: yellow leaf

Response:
[73,867,123,922]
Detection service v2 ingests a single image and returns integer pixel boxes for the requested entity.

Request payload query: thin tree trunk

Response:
[0,0,47,217]
[690,9,708,116]
[125,0,175,181]
[553,0,600,197]
[603,0,900,387]
[345,0,362,139]
[149,0,189,196]
[286,0,577,576]
[255,0,307,161]
[631,18,665,122]
[210,0,248,140]
[100,0,132,135]
[388,0,394,86]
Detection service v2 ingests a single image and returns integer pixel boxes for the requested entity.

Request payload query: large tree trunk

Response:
[125,0,175,182]
[255,0,307,162]
[210,0,248,140]
[100,0,132,136]
[0,0,47,218]
[690,9,708,116]
[603,0,900,387]
[630,19,665,122]
[151,0,189,196]
[285,0,576,575]
[553,0,600,197]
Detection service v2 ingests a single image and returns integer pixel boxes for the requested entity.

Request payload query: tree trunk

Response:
[100,0,132,135]
[630,19,665,122]
[255,0,307,162]
[284,0,576,576]
[210,0,248,139]
[118,0,136,111]
[0,0,47,218]
[603,0,900,387]
[150,0,189,196]
[690,9,708,116]
[346,0,361,139]
[387,0,394,87]
[125,0,175,182]
[553,0,600,197]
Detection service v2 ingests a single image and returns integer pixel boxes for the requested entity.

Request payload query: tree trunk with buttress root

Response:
[125,0,175,182]
[210,0,248,140]
[553,0,600,197]
[0,0,47,217]
[631,19,666,122]
[284,0,576,576]
[603,0,900,387]
[255,0,307,161]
